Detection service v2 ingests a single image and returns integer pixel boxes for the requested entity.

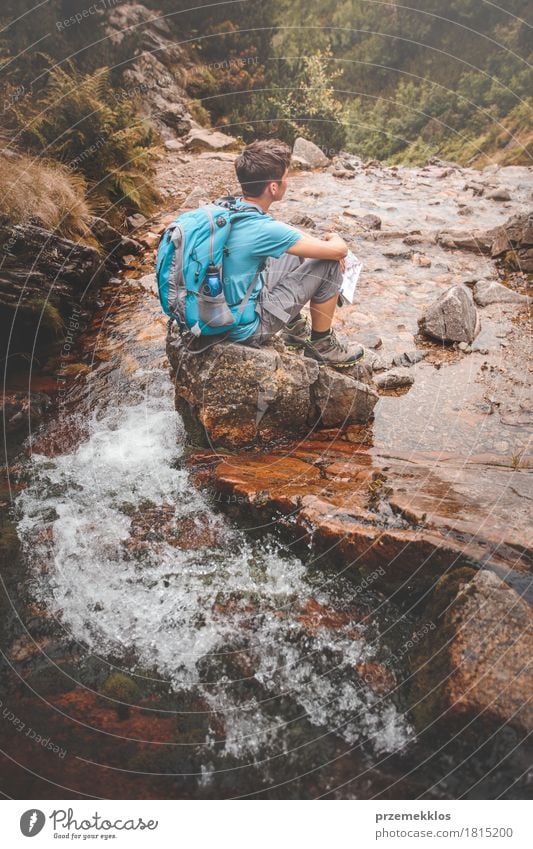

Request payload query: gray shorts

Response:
[243,253,343,346]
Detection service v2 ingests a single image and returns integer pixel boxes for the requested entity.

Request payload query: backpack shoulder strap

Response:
[214,195,270,217]
[236,260,266,316]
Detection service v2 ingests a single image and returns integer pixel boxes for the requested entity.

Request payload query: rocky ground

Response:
[158,145,532,744]
[1,139,531,799]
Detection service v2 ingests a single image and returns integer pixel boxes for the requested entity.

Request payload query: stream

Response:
[1,155,531,799]
[2,276,424,799]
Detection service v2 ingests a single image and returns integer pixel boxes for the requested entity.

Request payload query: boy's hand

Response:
[324,234,346,272]
[287,230,348,261]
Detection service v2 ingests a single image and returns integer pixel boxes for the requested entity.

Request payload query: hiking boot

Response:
[304,329,364,368]
[279,314,311,349]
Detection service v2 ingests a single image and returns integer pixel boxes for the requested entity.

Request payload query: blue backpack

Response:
[156,196,268,337]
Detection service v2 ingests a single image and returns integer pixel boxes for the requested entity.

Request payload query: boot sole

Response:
[304,348,365,368]
[281,338,309,350]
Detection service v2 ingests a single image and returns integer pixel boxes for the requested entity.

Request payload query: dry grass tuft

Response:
[0,152,92,240]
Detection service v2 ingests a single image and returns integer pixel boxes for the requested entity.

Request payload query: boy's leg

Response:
[245,255,343,345]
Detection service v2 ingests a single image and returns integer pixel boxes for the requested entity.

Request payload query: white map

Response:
[339,250,363,305]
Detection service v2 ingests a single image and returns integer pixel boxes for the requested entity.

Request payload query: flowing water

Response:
[8,276,420,799]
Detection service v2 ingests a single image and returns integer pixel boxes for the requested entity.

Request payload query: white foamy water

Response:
[15,295,414,768]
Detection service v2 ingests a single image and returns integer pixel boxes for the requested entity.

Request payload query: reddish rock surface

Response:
[409,567,533,739]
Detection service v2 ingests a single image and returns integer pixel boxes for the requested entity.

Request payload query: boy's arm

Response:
[286,231,348,261]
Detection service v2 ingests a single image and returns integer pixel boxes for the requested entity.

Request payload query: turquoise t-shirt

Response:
[222,198,302,341]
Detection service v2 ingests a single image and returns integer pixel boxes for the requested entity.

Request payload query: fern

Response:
[15,62,159,216]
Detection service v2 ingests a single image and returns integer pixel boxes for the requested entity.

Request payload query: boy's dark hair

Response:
[235,139,292,197]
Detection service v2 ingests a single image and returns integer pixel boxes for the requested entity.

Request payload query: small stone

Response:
[391,350,427,367]
[412,252,432,267]
[463,182,484,196]
[290,213,315,228]
[357,332,382,350]
[458,342,471,353]
[374,368,414,390]
[127,213,147,231]
[331,167,356,179]
[164,138,184,151]
[383,243,413,260]
[486,187,511,201]
[361,214,381,230]
[141,231,160,249]
[181,185,209,209]
[185,126,238,152]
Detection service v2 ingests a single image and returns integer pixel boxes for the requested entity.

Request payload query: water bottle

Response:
[203,264,222,297]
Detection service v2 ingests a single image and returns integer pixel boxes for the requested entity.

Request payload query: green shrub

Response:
[262,51,346,151]
[15,63,159,218]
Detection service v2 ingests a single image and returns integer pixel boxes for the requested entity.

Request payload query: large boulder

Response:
[292,138,330,169]
[409,568,533,740]
[184,123,238,153]
[105,5,193,139]
[312,367,379,426]
[418,283,480,344]
[166,329,378,448]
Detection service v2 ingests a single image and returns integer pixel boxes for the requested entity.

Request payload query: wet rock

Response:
[473,279,530,307]
[168,333,318,447]
[1,390,51,433]
[418,283,480,344]
[292,137,330,169]
[100,672,141,720]
[427,156,458,169]
[166,330,377,447]
[90,217,143,260]
[410,568,533,739]
[0,222,103,356]
[185,123,238,152]
[374,368,415,390]
[332,153,362,171]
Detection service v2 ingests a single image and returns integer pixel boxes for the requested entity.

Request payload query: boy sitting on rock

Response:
[224,138,364,368]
